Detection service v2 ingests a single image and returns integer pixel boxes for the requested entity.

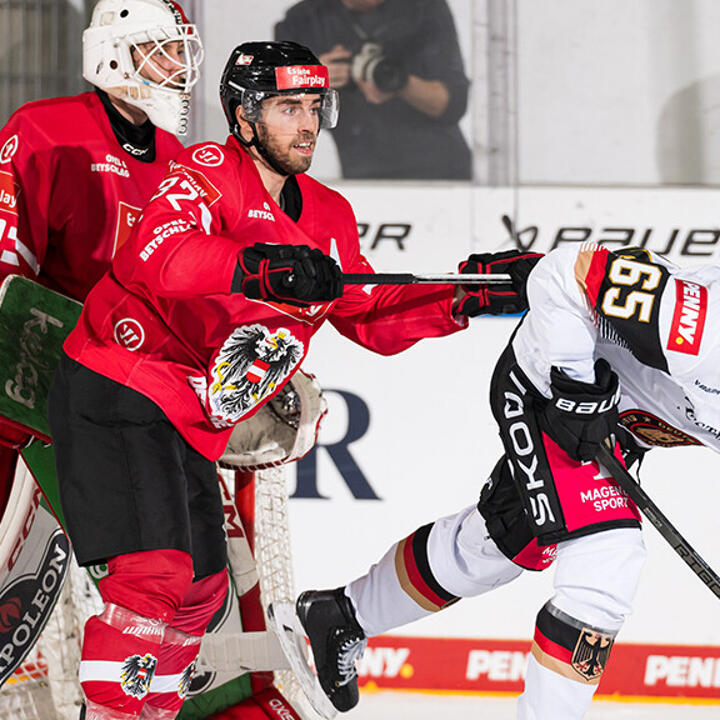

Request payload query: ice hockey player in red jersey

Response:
[296,242,720,719]
[0,0,202,516]
[47,40,538,719]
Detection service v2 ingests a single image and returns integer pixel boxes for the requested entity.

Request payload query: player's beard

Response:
[257,125,316,175]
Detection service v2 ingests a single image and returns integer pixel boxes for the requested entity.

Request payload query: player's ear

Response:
[234,106,254,144]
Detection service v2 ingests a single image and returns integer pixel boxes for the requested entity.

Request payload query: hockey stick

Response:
[596,442,720,600]
[342,272,512,285]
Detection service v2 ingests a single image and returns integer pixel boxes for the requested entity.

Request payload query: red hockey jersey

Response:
[0,91,182,300]
[65,136,465,459]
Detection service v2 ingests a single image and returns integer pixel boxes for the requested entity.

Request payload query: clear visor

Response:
[130,25,203,93]
[239,87,340,130]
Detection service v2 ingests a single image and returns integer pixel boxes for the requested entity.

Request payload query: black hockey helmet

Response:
[220,41,339,139]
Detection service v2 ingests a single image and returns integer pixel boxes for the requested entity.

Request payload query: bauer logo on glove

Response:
[542,358,621,462]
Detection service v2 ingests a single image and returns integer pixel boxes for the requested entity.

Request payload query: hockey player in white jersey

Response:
[296,242,719,719]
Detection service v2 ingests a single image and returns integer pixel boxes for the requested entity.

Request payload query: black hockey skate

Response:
[296,588,368,712]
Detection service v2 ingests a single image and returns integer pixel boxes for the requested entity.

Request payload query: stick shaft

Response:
[342,273,512,285]
[596,443,720,599]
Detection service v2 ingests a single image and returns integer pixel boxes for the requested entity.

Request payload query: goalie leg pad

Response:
[208,686,304,720]
[142,570,228,715]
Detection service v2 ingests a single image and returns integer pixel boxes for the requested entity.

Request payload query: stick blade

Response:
[267,601,338,719]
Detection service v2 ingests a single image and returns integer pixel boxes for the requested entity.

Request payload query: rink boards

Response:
[356,636,720,700]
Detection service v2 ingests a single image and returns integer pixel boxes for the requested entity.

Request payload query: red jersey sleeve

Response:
[0,110,53,282]
[112,156,241,298]
[328,198,466,355]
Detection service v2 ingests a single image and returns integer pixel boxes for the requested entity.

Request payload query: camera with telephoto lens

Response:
[350,42,408,93]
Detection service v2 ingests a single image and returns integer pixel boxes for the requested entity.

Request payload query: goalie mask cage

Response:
[0,463,314,720]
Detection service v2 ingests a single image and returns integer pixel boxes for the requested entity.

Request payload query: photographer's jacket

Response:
[275,0,471,180]
[64,136,465,459]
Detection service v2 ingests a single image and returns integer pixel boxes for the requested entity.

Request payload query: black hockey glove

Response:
[455,250,543,316]
[234,243,343,307]
[541,358,621,463]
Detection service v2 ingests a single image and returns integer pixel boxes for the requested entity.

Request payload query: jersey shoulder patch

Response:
[189,143,226,168]
[574,244,670,371]
[1,93,97,161]
[160,160,223,208]
[665,278,708,357]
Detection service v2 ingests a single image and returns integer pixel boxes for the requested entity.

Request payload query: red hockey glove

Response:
[541,359,621,462]
[455,250,543,316]
[234,243,343,307]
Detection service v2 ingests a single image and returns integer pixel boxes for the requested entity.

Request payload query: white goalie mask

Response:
[83,0,203,135]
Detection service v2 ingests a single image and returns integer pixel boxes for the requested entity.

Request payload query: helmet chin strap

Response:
[234,120,291,177]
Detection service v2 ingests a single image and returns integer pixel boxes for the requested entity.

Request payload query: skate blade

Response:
[267,601,338,720]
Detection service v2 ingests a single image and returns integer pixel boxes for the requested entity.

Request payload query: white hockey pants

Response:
[347,504,646,720]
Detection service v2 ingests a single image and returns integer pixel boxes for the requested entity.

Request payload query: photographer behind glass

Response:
[275,0,472,180]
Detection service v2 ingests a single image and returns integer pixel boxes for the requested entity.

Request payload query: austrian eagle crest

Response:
[178,660,196,698]
[120,653,157,698]
[199,324,304,427]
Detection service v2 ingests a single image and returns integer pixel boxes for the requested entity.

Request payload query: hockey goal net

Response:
[0,463,307,720]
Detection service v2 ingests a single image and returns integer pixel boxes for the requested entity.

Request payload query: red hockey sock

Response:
[99,549,195,622]
[80,549,196,717]
[141,569,229,716]
[80,604,166,717]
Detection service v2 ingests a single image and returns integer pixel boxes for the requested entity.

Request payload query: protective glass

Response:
[240,88,340,130]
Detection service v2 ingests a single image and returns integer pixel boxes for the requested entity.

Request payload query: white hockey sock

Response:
[517,654,596,720]
[347,506,521,637]
[347,539,432,637]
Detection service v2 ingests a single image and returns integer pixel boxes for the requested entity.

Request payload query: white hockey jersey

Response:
[513,242,720,451]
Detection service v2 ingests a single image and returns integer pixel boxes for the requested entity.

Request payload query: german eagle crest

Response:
[571,628,614,681]
[192,324,304,428]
